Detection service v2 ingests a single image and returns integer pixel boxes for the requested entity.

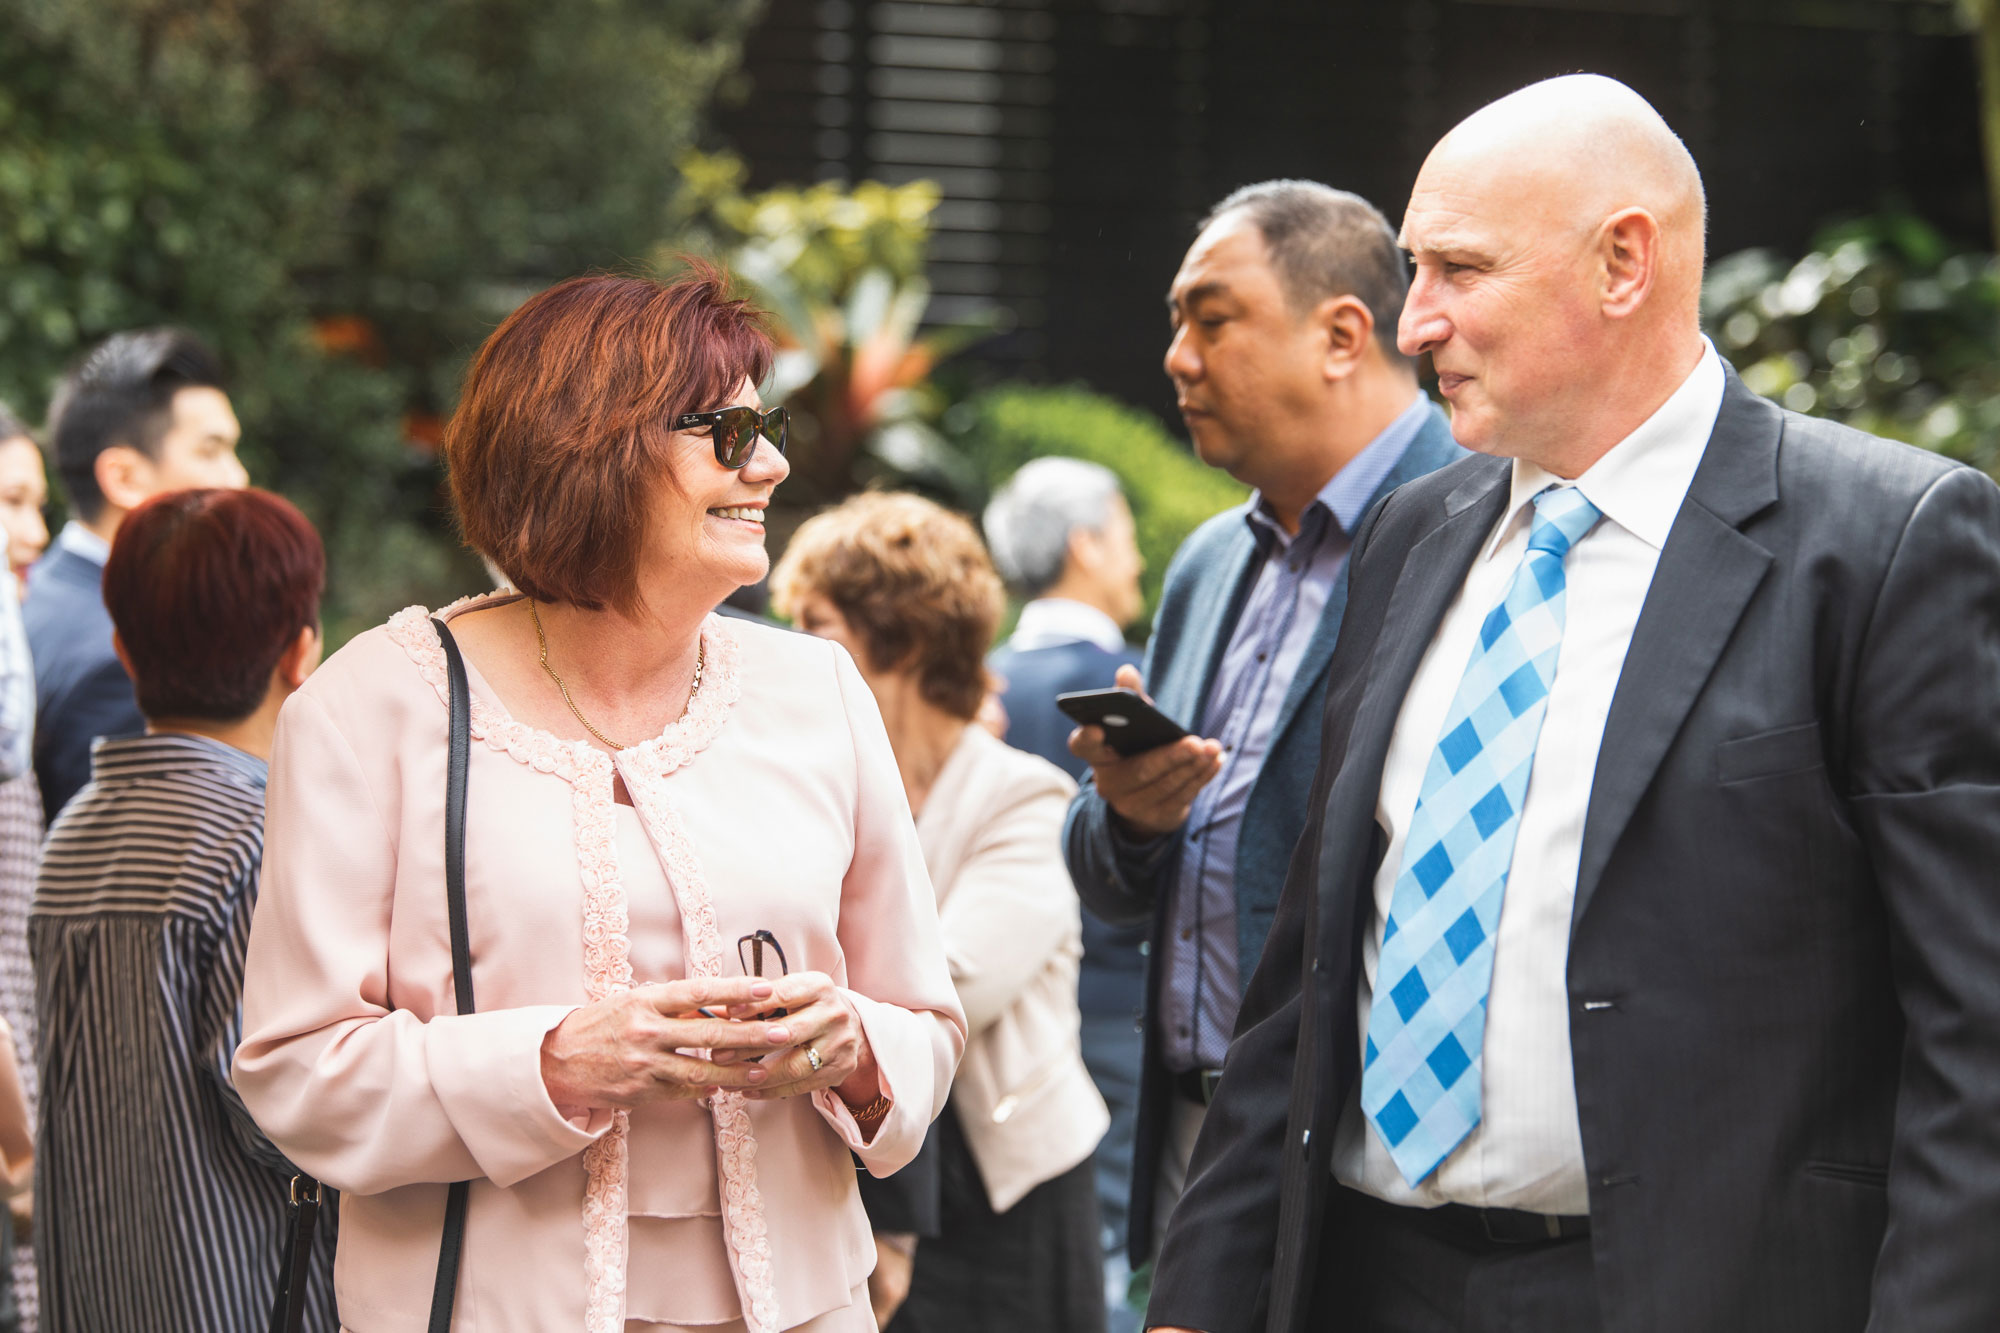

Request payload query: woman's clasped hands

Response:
[539,972,881,1116]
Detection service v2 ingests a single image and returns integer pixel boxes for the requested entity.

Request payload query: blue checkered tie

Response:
[1360,485,1603,1186]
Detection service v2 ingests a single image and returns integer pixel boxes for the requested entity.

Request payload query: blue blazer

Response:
[24,547,143,823]
[989,635,1146,1020]
[1061,403,1464,1259]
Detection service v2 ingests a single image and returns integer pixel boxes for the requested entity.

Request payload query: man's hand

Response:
[1068,665,1223,836]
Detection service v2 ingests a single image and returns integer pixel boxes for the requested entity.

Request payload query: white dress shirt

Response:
[54,519,111,568]
[1006,597,1129,653]
[1334,340,1726,1213]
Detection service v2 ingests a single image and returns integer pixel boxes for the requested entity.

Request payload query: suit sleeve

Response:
[1846,466,2000,1329]
[1061,570,1187,927]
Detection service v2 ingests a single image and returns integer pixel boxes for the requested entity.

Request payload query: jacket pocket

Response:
[990,1047,1075,1125]
[1717,721,1824,785]
[1803,1159,1889,1189]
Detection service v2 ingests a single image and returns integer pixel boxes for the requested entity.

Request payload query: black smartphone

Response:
[1056,687,1193,757]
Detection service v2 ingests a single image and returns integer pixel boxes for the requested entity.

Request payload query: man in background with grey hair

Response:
[1063,180,1465,1271]
[986,455,1148,1328]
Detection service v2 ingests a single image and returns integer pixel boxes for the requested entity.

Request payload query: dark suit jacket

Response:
[989,635,1146,1020]
[24,546,142,822]
[1149,375,2000,1333]
[1062,405,1464,1260]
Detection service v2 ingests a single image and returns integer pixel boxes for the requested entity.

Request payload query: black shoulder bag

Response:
[269,616,477,1333]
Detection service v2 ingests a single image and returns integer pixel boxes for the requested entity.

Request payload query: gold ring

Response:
[805,1046,824,1072]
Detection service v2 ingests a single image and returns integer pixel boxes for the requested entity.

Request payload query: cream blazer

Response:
[235,597,966,1333]
[917,726,1108,1212]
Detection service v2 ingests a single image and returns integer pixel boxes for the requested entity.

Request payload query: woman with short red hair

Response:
[236,270,965,1333]
[32,487,334,1333]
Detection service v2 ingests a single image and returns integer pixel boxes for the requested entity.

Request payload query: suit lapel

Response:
[1569,378,1782,937]
[1161,525,1261,735]
[1334,464,1511,822]
[1270,410,1464,747]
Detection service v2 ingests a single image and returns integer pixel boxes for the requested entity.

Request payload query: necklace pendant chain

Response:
[527,599,704,753]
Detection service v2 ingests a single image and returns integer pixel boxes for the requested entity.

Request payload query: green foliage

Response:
[1704,213,2000,475]
[665,153,995,505]
[948,384,1249,628]
[669,151,938,308]
[0,0,761,642]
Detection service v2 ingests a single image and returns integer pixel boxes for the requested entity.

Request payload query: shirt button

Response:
[1180,928,1193,942]
[1256,652,1267,663]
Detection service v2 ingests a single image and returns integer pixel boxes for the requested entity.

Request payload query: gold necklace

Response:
[527,599,703,752]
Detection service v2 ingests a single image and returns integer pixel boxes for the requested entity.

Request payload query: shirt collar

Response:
[1484,338,1727,562]
[1008,598,1129,654]
[89,731,269,790]
[1247,393,1432,545]
[55,520,111,568]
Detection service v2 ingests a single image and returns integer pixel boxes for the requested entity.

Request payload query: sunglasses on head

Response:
[674,404,789,469]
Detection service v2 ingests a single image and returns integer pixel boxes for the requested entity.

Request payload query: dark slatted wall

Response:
[717,0,1986,421]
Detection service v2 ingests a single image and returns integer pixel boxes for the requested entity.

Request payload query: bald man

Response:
[1147,75,2000,1333]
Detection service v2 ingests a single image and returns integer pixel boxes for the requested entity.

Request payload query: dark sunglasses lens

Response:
[762,407,788,456]
[716,409,759,467]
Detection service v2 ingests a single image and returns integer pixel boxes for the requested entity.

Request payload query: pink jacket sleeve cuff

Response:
[422,1003,611,1188]
[813,989,945,1175]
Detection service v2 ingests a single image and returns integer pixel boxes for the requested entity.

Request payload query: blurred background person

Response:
[235,272,961,1331]
[0,411,46,788]
[31,488,332,1333]
[982,456,1147,1330]
[0,408,44,1332]
[774,491,1108,1333]
[1063,180,1465,1271]
[25,329,248,823]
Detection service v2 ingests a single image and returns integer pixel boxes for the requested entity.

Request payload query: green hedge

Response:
[949,384,1249,632]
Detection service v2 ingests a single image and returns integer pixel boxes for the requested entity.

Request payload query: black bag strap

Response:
[270,616,477,1333]
[267,1175,325,1333]
[428,616,476,1332]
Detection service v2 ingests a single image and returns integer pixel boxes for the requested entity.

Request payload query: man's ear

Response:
[1318,295,1375,381]
[1066,526,1103,580]
[278,624,322,690]
[1600,207,1661,319]
[94,444,155,514]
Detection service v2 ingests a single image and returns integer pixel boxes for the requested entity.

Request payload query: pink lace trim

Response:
[385,596,766,1333]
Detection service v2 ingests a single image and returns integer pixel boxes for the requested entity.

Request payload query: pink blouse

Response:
[235,595,966,1332]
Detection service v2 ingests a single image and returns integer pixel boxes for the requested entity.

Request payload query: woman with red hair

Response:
[236,270,965,1332]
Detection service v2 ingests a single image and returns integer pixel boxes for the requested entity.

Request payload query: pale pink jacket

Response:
[235,597,967,1333]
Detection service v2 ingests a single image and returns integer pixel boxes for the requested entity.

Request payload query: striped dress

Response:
[29,734,336,1333]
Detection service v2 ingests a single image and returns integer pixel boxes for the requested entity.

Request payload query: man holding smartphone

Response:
[1063,180,1463,1268]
